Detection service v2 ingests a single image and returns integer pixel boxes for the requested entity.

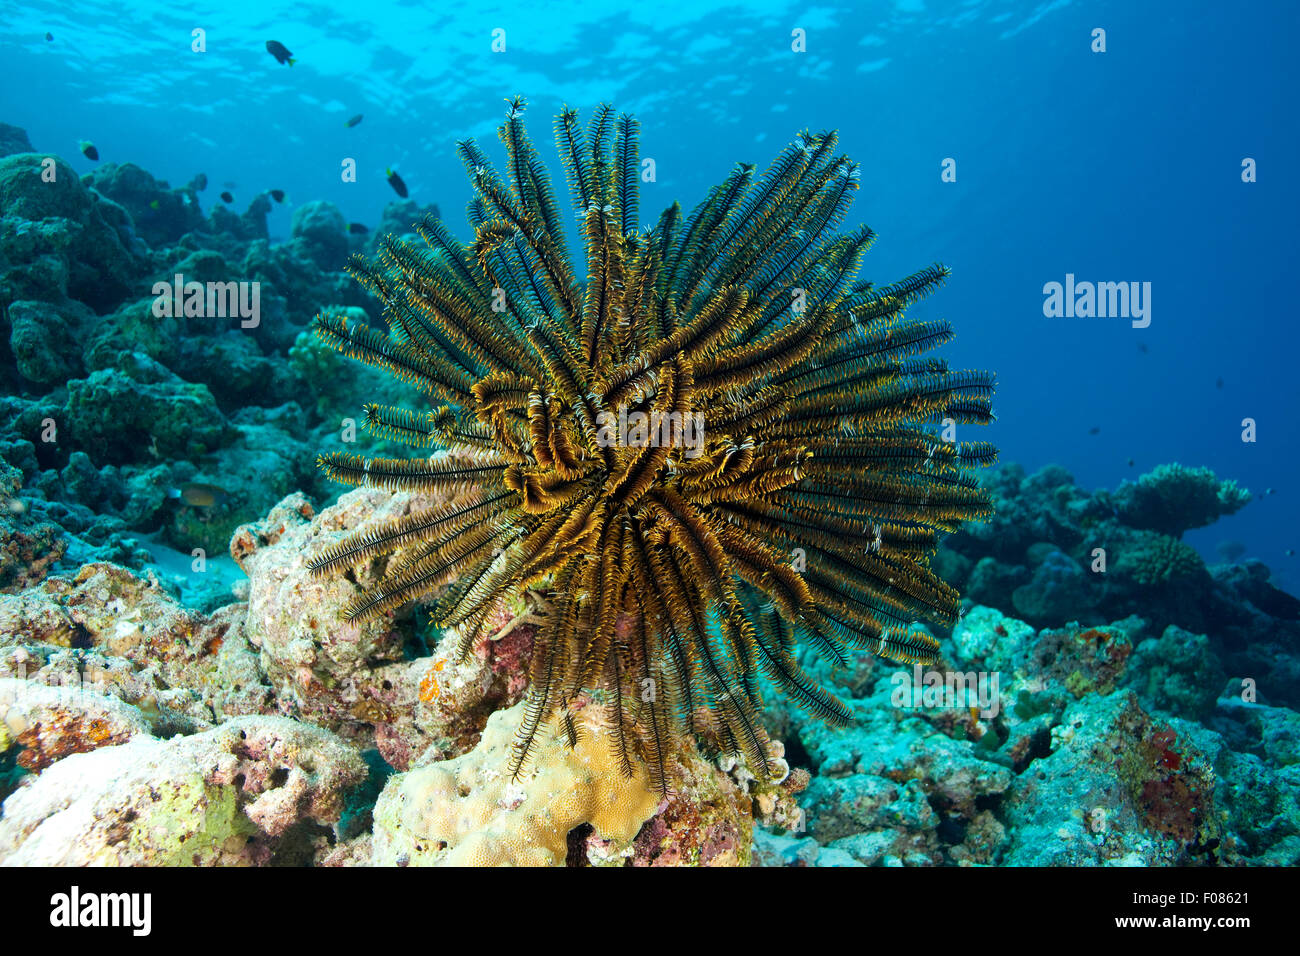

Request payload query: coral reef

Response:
[0,120,1295,868]
[1113,463,1251,537]
[944,462,1299,708]
[0,122,412,589]
[0,560,272,729]
[757,603,1297,866]
[0,716,366,865]
[0,460,66,591]
[371,699,803,866]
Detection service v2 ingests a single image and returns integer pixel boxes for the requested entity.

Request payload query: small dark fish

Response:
[1215,377,1224,389]
[190,173,208,191]
[269,189,285,203]
[266,40,295,66]
[1287,549,1295,557]
[167,482,230,509]
[1088,426,1100,435]
[1137,343,1148,353]
[385,167,408,198]
[348,222,369,235]
[79,140,99,161]
[345,113,364,128]
[1127,458,1135,467]
[45,32,53,41]
[220,191,233,203]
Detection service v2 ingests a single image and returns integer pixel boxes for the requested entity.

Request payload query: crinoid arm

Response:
[310,99,996,793]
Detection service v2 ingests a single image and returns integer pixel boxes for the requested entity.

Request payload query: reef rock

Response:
[208,193,271,242]
[83,294,180,373]
[0,460,66,592]
[0,153,147,311]
[230,487,531,765]
[0,124,33,158]
[0,677,152,772]
[0,561,273,726]
[63,352,230,466]
[290,200,348,271]
[82,161,203,248]
[1125,624,1227,720]
[5,297,92,386]
[367,199,441,251]
[231,491,416,727]
[0,716,366,865]
[1003,691,1221,865]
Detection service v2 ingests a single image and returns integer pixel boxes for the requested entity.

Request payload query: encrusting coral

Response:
[372,701,659,865]
[308,98,997,792]
[371,698,804,866]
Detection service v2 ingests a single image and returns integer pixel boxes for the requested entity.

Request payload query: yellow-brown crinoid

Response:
[308,98,996,792]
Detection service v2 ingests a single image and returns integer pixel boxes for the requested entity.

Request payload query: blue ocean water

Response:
[2,0,1296,583]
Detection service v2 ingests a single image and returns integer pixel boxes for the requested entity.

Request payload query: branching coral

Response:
[1116,533,1206,588]
[308,98,996,792]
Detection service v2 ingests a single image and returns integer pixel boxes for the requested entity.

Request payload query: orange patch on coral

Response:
[418,659,446,703]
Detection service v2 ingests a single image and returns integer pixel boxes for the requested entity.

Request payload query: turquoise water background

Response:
[1,0,1296,583]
